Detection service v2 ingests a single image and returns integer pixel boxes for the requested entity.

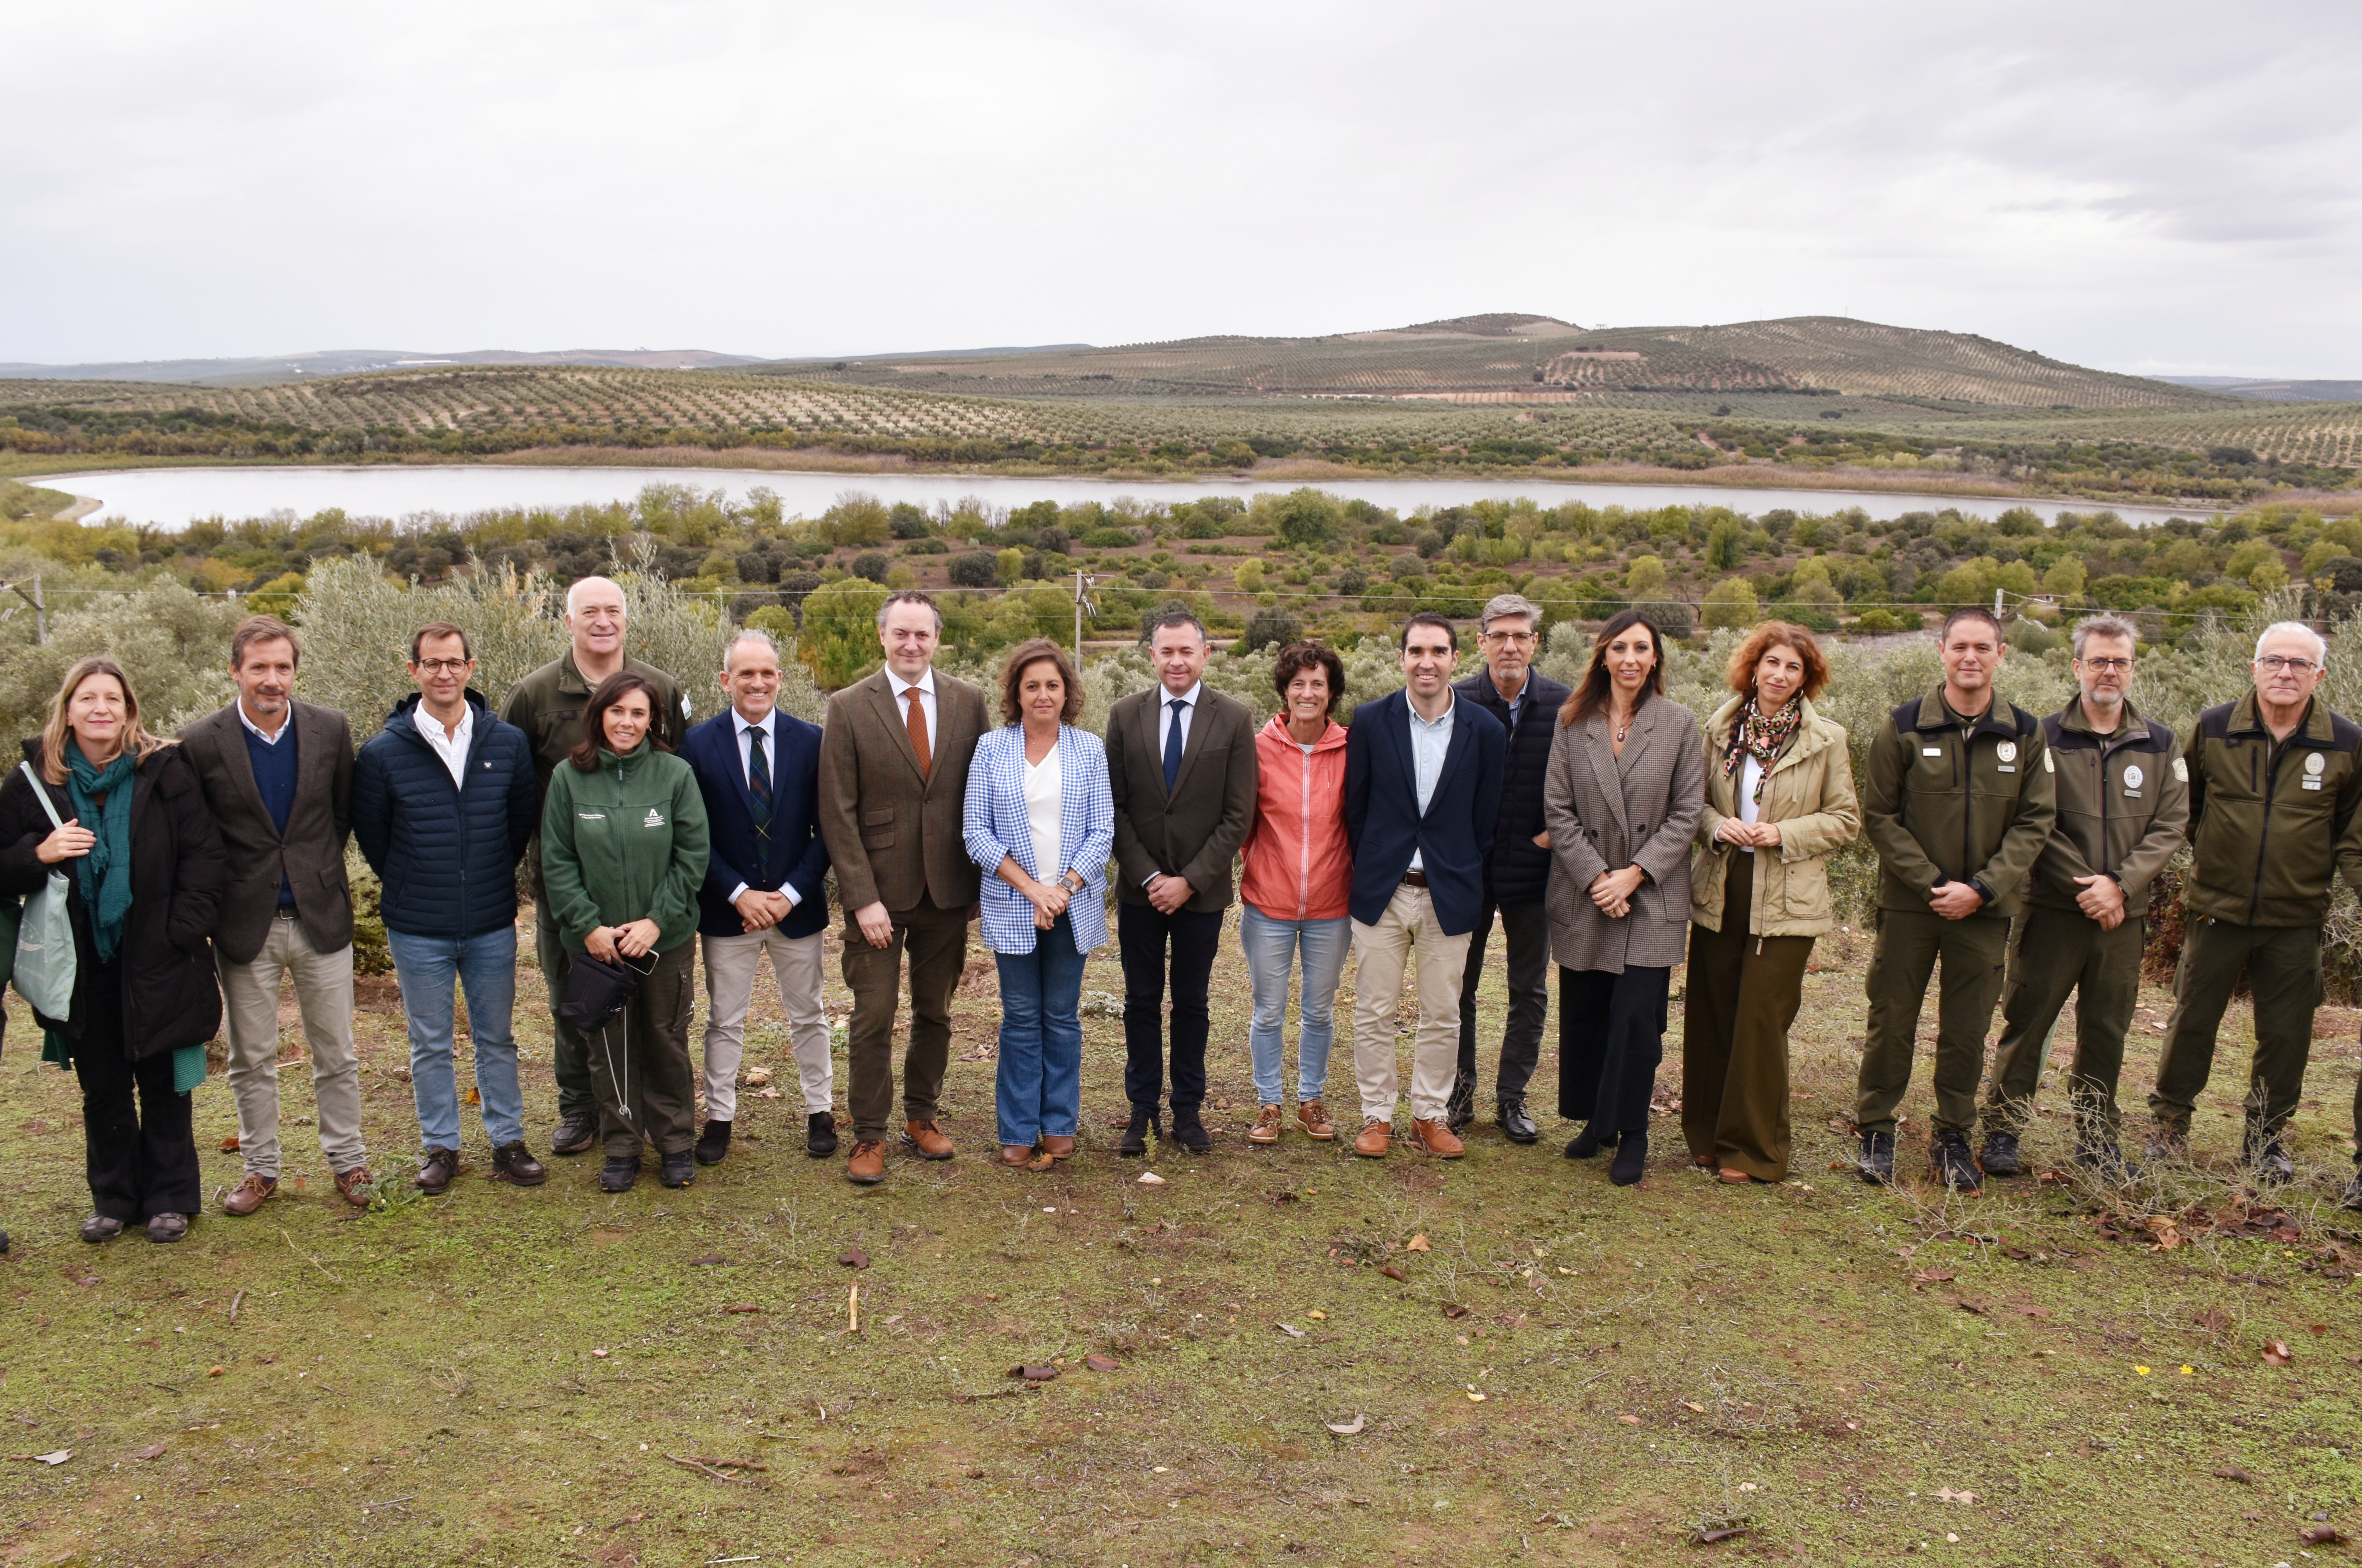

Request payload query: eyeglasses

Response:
[2256,655,2320,674]
[412,658,471,675]
[2076,656,2134,673]
[1481,630,1536,645]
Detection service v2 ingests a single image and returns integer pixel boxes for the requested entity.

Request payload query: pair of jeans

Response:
[992,913,1087,1146]
[388,927,525,1152]
[1240,904,1350,1105]
[1119,901,1223,1114]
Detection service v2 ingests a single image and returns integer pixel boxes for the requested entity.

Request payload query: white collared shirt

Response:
[1155,680,1203,760]
[236,700,291,746]
[1405,691,1458,873]
[887,666,937,755]
[727,706,799,909]
[415,701,473,789]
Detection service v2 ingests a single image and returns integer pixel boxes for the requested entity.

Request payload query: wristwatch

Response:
[1060,871,1084,893]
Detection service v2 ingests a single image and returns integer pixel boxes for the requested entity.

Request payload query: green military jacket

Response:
[538,743,709,955]
[1863,688,2056,919]
[2029,697,2188,914]
[2182,692,2362,928]
[500,652,691,894]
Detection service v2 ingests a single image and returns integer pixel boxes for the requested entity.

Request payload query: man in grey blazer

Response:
[178,616,373,1215]
[1105,609,1258,1155]
[816,591,990,1185]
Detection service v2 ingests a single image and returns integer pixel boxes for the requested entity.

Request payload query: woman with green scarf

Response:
[0,657,226,1243]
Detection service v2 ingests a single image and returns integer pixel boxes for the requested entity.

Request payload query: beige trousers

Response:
[1349,882,1472,1125]
[700,927,833,1121]
[217,913,365,1179]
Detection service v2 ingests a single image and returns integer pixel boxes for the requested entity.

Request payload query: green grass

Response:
[2,921,2359,1565]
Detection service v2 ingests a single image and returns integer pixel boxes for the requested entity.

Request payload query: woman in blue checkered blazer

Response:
[963,639,1114,1168]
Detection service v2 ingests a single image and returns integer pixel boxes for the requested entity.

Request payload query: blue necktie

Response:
[1163,698,1186,793]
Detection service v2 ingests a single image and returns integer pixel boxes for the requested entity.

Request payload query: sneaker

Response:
[1171,1110,1212,1154]
[1977,1130,2022,1178]
[1931,1129,1982,1194]
[79,1215,124,1244]
[549,1111,599,1157]
[600,1155,640,1193]
[1248,1105,1283,1145]
[146,1212,189,1244]
[1445,1072,1476,1133]
[695,1119,732,1167]
[659,1150,696,1189]
[492,1141,548,1187]
[2243,1135,2295,1184]
[1116,1109,1157,1158]
[1857,1130,1895,1185]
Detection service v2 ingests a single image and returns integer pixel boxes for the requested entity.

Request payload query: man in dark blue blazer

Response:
[1342,611,1506,1161]
[680,629,835,1163]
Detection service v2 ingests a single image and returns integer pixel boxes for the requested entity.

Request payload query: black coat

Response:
[350,689,538,939]
[1453,668,1572,905]
[0,740,226,1059]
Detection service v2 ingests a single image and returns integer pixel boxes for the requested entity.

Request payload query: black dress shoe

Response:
[805,1111,839,1159]
[492,1141,548,1186]
[416,1147,460,1194]
[549,1112,599,1157]
[600,1155,640,1193]
[1171,1110,1212,1154]
[659,1150,696,1189]
[696,1119,732,1166]
[1116,1109,1158,1158]
[1445,1072,1476,1132]
[1497,1098,1539,1144]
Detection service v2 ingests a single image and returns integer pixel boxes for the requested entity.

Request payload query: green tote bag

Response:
[11,760,78,1021]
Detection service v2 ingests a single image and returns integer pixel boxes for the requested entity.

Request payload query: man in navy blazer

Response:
[680,629,835,1163]
[1342,611,1506,1161]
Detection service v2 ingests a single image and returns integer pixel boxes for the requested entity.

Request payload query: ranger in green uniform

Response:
[1858,608,2056,1193]
[2146,621,2362,1184]
[1975,615,2186,1178]
[499,576,690,1158]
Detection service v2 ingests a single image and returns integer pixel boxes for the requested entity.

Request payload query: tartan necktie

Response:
[906,688,932,779]
[746,723,772,830]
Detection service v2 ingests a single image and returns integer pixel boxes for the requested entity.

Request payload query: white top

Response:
[1024,741,1063,883]
[1405,691,1458,873]
[887,667,937,754]
[1155,680,1203,759]
[1737,756,1762,853]
[414,702,473,789]
[724,708,799,910]
[236,700,291,745]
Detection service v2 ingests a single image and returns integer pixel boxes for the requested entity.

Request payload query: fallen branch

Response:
[666,1453,751,1485]
[228,1290,245,1324]
[277,1228,342,1285]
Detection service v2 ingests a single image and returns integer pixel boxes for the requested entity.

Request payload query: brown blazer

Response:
[818,667,989,915]
[1106,685,1258,912]
[177,699,356,966]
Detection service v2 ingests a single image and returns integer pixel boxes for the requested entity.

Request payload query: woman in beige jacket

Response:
[1684,622,1859,1183]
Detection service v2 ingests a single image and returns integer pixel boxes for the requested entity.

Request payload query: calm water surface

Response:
[45,464,2219,531]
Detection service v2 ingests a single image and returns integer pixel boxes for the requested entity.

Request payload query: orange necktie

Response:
[905,688,932,779]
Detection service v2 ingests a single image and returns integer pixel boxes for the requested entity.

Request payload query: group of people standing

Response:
[5,576,2359,1243]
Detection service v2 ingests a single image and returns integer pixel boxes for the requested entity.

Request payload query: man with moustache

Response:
[1857,606,2055,1193]
[502,576,690,1159]
[1974,615,2186,1179]
[178,616,373,1214]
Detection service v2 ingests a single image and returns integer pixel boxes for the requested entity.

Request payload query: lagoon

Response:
[42,463,2219,532]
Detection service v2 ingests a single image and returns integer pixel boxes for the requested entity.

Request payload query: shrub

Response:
[798,577,890,688]
[851,551,890,584]
[902,537,949,555]
[1081,527,1139,548]
[0,580,243,749]
[1701,578,1758,630]
[1852,606,1922,633]
[948,552,1000,588]
[1240,607,1301,653]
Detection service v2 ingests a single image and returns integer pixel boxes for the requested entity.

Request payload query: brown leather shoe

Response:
[1000,1144,1035,1167]
[1410,1118,1465,1159]
[1039,1134,1075,1160]
[901,1119,954,1160]
[846,1139,886,1185]
[1297,1100,1336,1141]
[221,1172,276,1216]
[1249,1105,1282,1145]
[1352,1118,1391,1159]
[333,1167,375,1208]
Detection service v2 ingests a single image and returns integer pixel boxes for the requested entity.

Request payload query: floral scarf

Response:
[1722,698,1802,804]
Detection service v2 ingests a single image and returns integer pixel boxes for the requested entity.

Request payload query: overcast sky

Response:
[7,1,2358,376]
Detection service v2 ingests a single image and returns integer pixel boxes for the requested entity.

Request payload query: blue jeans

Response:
[992,914,1086,1146]
[1241,905,1351,1105]
[388,927,525,1151]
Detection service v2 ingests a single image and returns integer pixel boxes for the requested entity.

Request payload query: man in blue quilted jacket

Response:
[352,622,544,1196]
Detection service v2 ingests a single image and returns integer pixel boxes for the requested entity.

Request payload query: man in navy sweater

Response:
[680,630,835,1164]
[352,622,544,1195]
[1342,612,1506,1160]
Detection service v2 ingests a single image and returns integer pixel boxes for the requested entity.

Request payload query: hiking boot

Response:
[1977,1130,2022,1178]
[1445,1072,1476,1132]
[1116,1109,1158,1158]
[2142,1129,2188,1167]
[2074,1139,2142,1182]
[1497,1097,1540,1145]
[901,1119,954,1160]
[600,1155,640,1193]
[659,1150,696,1189]
[2244,1135,2295,1185]
[1609,1130,1648,1187]
[1248,1105,1283,1145]
[695,1119,732,1167]
[2342,1172,2362,1213]
[1171,1109,1212,1154]
[1931,1129,1983,1194]
[1295,1100,1336,1141]
[492,1141,548,1186]
[549,1111,599,1157]
[415,1147,460,1195]
[1857,1130,1895,1185]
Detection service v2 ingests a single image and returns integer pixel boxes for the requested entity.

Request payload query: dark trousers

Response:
[537,901,597,1122]
[1558,964,1671,1135]
[586,941,697,1159]
[1681,851,1814,1180]
[1119,901,1223,1115]
[840,894,965,1141]
[1981,904,2146,1140]
[1456,899,1549,1104]
[1857,907,2010,1137]
[74,959,201,1222]
[2148,917,2323,1146]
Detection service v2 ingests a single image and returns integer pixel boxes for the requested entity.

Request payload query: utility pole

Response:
[1,576,45,643]
[1072,569,1097,663]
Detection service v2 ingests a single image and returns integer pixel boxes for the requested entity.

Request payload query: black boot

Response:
[660,1150,696,1189]
[1445,1072,1476,1132]
[550,1111,599,1157]
[1857,1130,1895,1185]
[600,1155,640,1193]
[1171,1108,1212,1154]
[695,1119,732,1166]
[1931,1129,1982,1194]
[1977,1129,2021,1178]
[1117,1108,1158,1158]
[806,1111,839,1159]
[1564,1123,1616,1160]
[1609,1130,1648,1187]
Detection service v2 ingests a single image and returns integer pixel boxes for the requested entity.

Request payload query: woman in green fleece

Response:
[540,671,711,1193]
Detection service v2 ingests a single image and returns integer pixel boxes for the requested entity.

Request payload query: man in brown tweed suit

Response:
[817,591,990,1185]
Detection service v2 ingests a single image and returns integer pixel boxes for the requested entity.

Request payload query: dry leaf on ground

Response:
[838,1246,870,1269]
[1407,1234,1431,1252]
[1083,1354,1118,1372]
[1324,1415,1366,1435]
[2263,1340,2294,1366]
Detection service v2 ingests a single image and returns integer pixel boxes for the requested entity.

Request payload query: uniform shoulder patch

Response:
[2172,756,2188,782]
[2043,749,2054,773]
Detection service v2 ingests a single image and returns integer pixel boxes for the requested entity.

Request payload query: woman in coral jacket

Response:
[1236,642,1353,1146]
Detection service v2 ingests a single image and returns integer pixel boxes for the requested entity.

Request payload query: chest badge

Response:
[2123,764,2143,790]
[644,807,666,827]
[2307,752,2326,776]
[1995,741,2017,764]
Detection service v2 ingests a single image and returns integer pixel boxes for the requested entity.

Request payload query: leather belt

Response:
[1400,870,1429,889]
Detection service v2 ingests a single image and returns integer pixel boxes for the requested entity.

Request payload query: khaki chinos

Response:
[1350,881,1471,1125]
[700,926,833,1119]
[217,914,365,1181]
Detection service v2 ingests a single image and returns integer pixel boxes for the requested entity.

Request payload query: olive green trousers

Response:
[1980,905,2146,1141]
[2147,916,2322,1146]
[1857,906,2009,1137]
